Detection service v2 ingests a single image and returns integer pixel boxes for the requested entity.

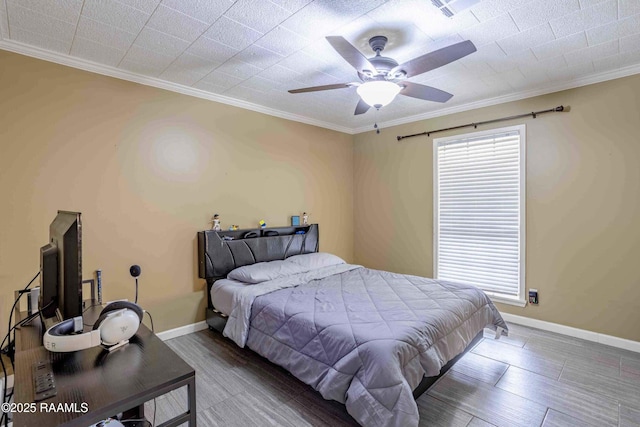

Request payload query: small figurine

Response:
[302,212,309,225]
[259,220,267,229]
[210,214,221,231]
[228,225,239,231]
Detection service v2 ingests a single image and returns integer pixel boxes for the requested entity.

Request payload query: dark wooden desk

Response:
[12,307,196,427]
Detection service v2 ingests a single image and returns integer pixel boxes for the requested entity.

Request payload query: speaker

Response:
[43,301,143,352]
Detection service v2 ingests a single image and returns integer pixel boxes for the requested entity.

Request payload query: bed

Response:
[198,224,507,427]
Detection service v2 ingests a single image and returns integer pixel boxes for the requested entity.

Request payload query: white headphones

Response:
[43,301,143,352]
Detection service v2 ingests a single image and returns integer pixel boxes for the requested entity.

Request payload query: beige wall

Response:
[2,47,639,343]
[0,50,354,332]
[354,74,640,342]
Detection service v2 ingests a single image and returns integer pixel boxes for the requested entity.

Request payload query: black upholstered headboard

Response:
[197,224,319,284]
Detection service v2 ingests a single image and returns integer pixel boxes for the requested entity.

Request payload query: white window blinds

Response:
[434,125,525,303]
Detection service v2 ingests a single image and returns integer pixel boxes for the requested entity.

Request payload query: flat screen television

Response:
[39,211,83,324]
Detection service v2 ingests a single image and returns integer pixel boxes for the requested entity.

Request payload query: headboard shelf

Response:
[197,224,319,283]
[215,225,312,241]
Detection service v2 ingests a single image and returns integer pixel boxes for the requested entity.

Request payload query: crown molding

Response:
[0,39,355,135]
[2,37,640,137]
[353,62,640,134]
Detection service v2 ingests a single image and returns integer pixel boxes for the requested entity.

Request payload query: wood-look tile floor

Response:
[147,323,640,426]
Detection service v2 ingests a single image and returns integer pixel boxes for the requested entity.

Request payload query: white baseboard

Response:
[156,320,208,341]
[153,314,640,354]
[501,313,640,354]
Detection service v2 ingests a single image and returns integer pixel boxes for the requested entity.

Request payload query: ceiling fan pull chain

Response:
[374,109,380,134]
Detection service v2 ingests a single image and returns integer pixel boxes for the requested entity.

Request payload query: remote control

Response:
[33,361,56,401]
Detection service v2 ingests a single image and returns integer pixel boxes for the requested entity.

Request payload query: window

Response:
[433,125,525,306]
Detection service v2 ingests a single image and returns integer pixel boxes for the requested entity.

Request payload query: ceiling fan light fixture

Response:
[356,81,402,108]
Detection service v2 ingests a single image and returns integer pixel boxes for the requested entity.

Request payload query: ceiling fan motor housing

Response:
[368,35,388,53]
[363,36,405,80]
[368,56,398,74]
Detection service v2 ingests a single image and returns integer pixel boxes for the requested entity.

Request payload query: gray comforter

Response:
[229,266,507,427]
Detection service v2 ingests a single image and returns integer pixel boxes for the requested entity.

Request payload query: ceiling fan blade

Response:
[288,83,353,94]
[326,36,375,73]
[400,82,453,103]
[390,40,477,78]
[354,98,370,115]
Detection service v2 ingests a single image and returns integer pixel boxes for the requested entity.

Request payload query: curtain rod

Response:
[396,105,567,141]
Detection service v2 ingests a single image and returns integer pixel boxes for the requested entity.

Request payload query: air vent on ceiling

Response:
[431,0,480,17]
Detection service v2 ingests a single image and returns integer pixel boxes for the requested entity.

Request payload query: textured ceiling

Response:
[1,0,639,133]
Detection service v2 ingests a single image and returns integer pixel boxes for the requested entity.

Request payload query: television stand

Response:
[12,304,196,426]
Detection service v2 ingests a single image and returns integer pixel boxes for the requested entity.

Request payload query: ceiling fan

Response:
[288,35,477,115]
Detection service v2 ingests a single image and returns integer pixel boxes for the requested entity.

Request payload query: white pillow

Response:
[228,260,307,284]
[286,252,345,270]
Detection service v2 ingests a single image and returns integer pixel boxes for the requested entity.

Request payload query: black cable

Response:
[1,325,27,412]
[7,271,39,335]
[0,355,7,426]
[3,270,40,425]
[1,302,52,354]
[1,304,47,427]
[135,277,139,304]
[3,272,39,357]
[1,303,54,397]
[145,311,154,333]
[2,271,41,425]
[2,310,44,348]
[3,309,52,413]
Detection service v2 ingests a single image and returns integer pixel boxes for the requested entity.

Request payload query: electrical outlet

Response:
[528,289,538,305]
